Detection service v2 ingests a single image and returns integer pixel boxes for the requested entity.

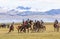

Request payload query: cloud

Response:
[0,0,60,12]
[0,7,8,13]
[16,6,31,10]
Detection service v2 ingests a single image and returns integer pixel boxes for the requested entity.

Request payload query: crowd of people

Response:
[8,19,46,33]
[0,19,59,33]
[7,19,60,33]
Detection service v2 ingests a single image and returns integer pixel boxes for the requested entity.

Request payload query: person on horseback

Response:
[33,20,37,32]
[36,21,40,32]
[54,20,58,24]
[40,20,44,28]
[8,24,14,33]
[20,20,27,33]
[40,20,44,26]
[22,19,24,24]
[40,20,46,32]
[54,19,59,32]
[27,19,30,23]
[54,20,58,28]
[8,22,14,33]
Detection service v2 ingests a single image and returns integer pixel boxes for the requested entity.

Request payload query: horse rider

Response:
[54,20,58,24]
[36,21,40,32]
[54,19,59,32]
[40,20,44,26]
[8,23,14,33]
[54,20,58,27]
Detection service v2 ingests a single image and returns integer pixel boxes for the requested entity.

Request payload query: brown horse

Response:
[54,24,60,32]
[17,20,46,33]
[40,25,46,32]
[16,23,26,33]
[8,24,14,33]
[16,26,22,33]
[33,21,46,32]
[17,23,31,33]
[53,20,60,32]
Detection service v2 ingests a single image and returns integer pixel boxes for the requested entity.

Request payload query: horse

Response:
[40,25,46,32]
[33,22,38,32]
[17,22,32,33]
[54,23,60,32]
[33,21,41,32]
[17,20,46,33]
[33,21,46,32]
[0,24,6,28]
[17,20,34,33]
[53,20,60,32]
[16,25,24,33]
[8,24,14,33]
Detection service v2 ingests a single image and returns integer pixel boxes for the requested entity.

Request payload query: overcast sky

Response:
[0,0,60,12]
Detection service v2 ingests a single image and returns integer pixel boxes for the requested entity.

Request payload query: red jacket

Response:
[23,21,27,26]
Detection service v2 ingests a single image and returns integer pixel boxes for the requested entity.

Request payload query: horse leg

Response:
[18,26,23,33]
[37,28,39,32]
[43,26,46,32]
[26,27,30,33]
[57,27,59,32]
[33,26,35,32]
[28,28,29,33]
[23,27,26,33]
[8,29,11,33]
[18,28,20,33]
[54,27,55,32]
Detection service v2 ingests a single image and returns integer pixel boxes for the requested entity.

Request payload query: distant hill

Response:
[0,9,60,23]
[45,9,60,15]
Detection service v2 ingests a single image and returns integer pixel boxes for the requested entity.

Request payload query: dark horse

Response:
[17,24,31,33]
[17,20,33,33]
[54,23,59,32]
[0,24,6,28]
[33,20,46,32]
[8,24,14,33]
[54,20,60,32]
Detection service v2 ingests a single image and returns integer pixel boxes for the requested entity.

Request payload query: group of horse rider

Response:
[8,19,60,33]
[8,19,45,33]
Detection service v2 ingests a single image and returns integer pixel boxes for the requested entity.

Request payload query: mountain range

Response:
[6,9,60,16]
[0,6,60,23]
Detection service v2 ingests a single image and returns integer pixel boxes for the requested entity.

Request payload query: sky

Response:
[0,0,60,12]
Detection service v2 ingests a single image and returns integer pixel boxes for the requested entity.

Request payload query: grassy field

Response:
[0,23,60,39]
